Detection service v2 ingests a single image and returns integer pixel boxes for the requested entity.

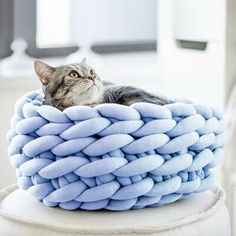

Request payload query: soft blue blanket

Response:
[7,90,225,210]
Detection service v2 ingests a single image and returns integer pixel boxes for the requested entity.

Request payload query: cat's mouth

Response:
[88,83,99,91]
[89,79,101,90]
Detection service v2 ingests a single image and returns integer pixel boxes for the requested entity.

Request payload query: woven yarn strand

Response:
[7,90,225,211]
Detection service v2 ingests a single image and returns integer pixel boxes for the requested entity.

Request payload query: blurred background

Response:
[0,0,236,233]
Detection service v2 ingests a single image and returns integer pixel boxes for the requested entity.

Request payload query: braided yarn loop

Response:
[7,90,225,211]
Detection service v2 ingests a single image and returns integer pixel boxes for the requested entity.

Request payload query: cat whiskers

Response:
[45,97,58,102]
[54,93,68,109]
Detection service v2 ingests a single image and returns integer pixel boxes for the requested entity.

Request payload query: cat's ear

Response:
[81,57,87,65]
[34,60,54,85]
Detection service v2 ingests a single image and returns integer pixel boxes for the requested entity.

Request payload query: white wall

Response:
[71,0,156,43]
[156,0,225,108]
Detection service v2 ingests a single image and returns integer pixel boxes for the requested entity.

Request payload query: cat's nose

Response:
[88,76,95,82]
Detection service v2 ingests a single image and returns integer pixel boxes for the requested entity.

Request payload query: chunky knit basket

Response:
[7,90,225,211]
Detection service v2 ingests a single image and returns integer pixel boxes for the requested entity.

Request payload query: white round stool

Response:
[0,185,231,236]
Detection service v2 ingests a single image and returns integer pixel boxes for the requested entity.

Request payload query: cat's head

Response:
[34,58,104,110]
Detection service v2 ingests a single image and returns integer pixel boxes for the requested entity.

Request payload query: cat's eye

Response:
[69,71,79,78]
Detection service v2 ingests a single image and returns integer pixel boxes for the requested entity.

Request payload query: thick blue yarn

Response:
[7,90,225,211]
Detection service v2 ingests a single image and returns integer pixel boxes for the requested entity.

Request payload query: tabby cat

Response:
[34,59,170,111]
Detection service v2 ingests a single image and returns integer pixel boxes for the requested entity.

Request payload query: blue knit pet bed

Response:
[7,90,225,211]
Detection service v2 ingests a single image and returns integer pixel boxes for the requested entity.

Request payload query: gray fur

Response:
[34,60,170,111]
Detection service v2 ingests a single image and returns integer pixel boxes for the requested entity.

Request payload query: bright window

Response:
[36,0,157,48]
[36,0,73,48]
